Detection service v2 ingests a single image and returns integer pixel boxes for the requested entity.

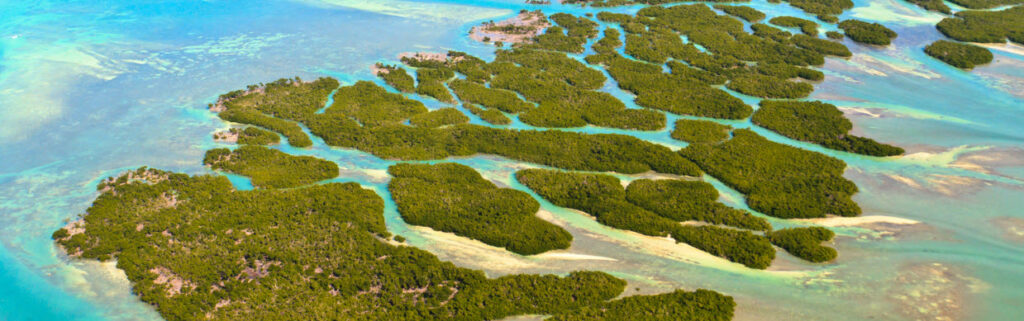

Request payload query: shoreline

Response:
[794,215,920,227]
[469,10,549,44]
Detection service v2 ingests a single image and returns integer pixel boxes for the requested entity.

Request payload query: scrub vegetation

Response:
[517,169,776,269]
[838,20,898,46]
[55,169,735,320]
[770,16,819,36]
[389,163,571,255]
[203,145,339,189]
[375,64,416,93]
[52,5,897,319]
[753,100,905,156]
[924,40,994,69]
[408,108,469,128]
[215,77,339,148]
[465,105,511,125]
[222,127,280,146]
[714,5,766,22]
[670,119,733,144]
[769,227,838,263]
[936,6,1024,44]
[679,129,861,219]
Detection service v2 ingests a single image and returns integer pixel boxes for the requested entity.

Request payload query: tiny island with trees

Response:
[50,4,916,320]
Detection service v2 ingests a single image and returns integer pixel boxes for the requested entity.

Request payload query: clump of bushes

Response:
[838,20,898,45]
[679,129,861,219]
[753,100,904,156]
[769,227,838,263]
[517,169,776,268]
[670,119,732,144]
[203,145,339,188]
[389,163,572,255]
[409,108,469,128]
[924,40,994,69]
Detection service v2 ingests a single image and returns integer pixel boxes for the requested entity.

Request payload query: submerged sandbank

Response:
[795,215,919,227]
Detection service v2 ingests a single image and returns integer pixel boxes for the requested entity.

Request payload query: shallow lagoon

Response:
[0,0,1022,320]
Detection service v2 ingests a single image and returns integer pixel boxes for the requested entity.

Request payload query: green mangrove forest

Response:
[670,119,733,144]
[752,100,905,156]
[680,129,861,219]
[769,227,838,263]
[838,20,897,46]
[388,163,572,255]
[55,169,734,320]
[204,146,339,189]
[47,4,917,319]
[924,40,994,69]
[517,169,776,269]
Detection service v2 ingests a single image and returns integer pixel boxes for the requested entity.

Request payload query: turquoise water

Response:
[0,0,1022,320]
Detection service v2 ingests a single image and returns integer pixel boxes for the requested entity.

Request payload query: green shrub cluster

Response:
[625,28,690,64]
[327,81,428,126]
[936,6,1024,44]
[589,4,844,114]
[229,127,280,145]
[490,50,665,130]
[753,100,904,156]
[777,0,853,16]
[714,5,766,22]
[221,77,339,121]
[791,34,852,57]
[517,169,775,269]
[56,170,733,320]
[770,16,819,36]
[599,4,839,75]
[670,226,775,269]
[550,13,600,39]
[414,67,457,103]
[520,14,598,53]
[388,163,572,255]
[751,23,793,43]
[680,129,861,218]
[726,73,814,99]
[592,28,623,54]
[219,109,312,147]
[547,289,734,321]
[589,53,752,119]
[924,40,994,69]
[625,179,772,231]
[214,79,680,174]
[466,105,511,125]
[838,20,897,45]
[375,64,416,92]
[449,51,493,83]
[448,79,533,113]
[754,63,824,81]
[408,108,469,128]
[495,49,606,90]
[818,15,839,24]
[768,227,837,262]
[203,145,339,188]
[217,77,339,147]
[670,119,732,144]
[825,31,844,40]
[307,119,700,175]
[667,61,729,85]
